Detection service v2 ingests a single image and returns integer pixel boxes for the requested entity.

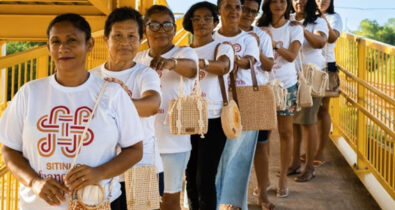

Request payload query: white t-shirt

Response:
[324,13,343,63]
[90,63,163,172]
[0,74,143,210]
[251,26,274,85]
[213,30,261,87]
[291,15,329,69]
[192,40,234,118]
[269,21,304,88]
[134,46,198,154]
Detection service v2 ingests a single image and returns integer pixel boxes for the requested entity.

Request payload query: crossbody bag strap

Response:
[70,81,108,170]
[248,57,259,91]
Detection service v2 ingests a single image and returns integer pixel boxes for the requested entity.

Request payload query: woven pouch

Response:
[325,69,340,97]
[296,71,313,111]
[270,77,288,111]
[302,63,328,97]
[124,166,160,210]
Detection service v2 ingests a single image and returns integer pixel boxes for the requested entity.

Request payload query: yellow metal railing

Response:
[331,33,395,206]
[0,16,190,209]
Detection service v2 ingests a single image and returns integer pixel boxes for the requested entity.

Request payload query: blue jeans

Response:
[215,130,259,209]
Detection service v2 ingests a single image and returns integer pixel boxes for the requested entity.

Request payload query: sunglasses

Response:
[146,22,175,32]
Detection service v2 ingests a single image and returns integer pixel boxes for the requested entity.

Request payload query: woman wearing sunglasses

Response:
[182,2,234,209]
[213,0,261,209]
[134,5,198,210]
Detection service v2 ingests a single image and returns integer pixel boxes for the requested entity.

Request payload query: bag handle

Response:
[248,57,259,91]
[214,42,233,106]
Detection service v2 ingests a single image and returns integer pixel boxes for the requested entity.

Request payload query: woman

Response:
[0,13,143,209]
[238,0,275,207]
[314,0,343,167]
[182,2,234,209]
[213,0,261,209]
[289,0,328,182]
[134,5,198,210]
[90,7,162,208]
[256,0,304,199]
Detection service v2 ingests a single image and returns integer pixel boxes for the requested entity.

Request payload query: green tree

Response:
[354,19,395,46]
[6,41,45,55]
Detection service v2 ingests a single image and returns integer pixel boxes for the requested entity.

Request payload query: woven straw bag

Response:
[229,58,277,131]
[68,81,112,210]
[267,72,288,111]
[167,64,208,137]
[296,70,313,111]
[213,42,242,139]
[324,68,340,97]
[124,165,160,210]
[302,63,328,97]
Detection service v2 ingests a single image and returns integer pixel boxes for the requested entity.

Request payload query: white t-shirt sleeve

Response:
[216,43,235,72]
[260,32,274,59]
[244,35,260,62]
[290,25,305,45]
[314,17,329,38]
[140,68,161,95]
[111,89,144,148]
[329,13,343,33]
[0,86,27,151]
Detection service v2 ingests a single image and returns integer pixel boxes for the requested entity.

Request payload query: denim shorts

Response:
[277,84,298,116]
[161,151,191,193]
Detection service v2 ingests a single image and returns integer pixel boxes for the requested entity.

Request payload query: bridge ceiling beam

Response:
[87,0,113,15]
[0,15,106,41]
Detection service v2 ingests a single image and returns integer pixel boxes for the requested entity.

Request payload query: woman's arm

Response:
[150,57,197,78]
[304,29,327,49]
[64,141,143,191]
[260,54,274,72]
[2,146,68,206]
[323,16,340,43]
[275,41,302,62]
[199,55,231,76]
[133,90,161,117]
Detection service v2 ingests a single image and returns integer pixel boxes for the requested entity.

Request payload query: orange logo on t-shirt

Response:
[36,106,94,158]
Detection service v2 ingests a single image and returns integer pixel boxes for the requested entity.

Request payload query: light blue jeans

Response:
[215,130,259,210]
[161,151,191,193]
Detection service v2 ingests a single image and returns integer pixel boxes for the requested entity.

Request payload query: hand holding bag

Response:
[167,58,208,137]
[230,58,277,131]
[68,81,112,210]
[214,43,242,139]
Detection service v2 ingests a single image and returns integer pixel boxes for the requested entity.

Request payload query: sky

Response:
[166,0,395,32]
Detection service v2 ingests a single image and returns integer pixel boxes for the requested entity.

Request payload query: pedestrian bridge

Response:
[0,0,394,209]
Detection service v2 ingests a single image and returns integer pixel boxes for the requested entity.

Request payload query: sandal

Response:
[294,171,316,182]
[275,166,301,177]
[260,201,275,210]
[219,204,241,210]
[276,188,289,198]
[313,160,326,167]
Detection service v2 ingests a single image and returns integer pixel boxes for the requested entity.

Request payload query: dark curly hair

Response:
[291,0,321,26]
[256,0,292,27]
[47,13,91,41]
[143,5,175,25]
[183,1,219,34]
[244,0,262,9]
[104,7,143,40]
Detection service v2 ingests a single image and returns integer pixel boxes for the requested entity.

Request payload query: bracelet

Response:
[171,58,178,70]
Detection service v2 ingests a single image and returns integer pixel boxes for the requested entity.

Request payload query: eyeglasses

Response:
[242,6,259,15]
[191,16,214,23]
[146,22,175,32]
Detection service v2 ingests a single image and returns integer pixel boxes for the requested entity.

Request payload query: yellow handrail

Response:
[331,32,395,208]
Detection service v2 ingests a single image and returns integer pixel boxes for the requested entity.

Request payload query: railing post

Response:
[0,41,6,113]
[36,55,49,79]
[330,97,341,137]
[356,37,368,170]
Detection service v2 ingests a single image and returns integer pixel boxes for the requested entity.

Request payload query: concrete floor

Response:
[247,131,380,210]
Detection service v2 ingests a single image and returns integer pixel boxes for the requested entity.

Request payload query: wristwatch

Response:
[274,42,281,51]
[203,59,209,68]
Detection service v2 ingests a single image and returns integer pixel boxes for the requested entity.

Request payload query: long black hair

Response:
[291,0,321,26]
[256,0,292,27]
[326,0,335,14]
